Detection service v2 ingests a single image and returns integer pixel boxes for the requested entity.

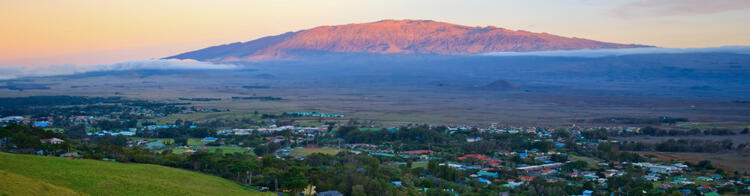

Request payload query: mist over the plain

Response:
[0,59,237,80]
[483,46,750,57]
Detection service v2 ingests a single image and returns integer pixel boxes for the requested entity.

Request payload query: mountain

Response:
[168,19,648,62]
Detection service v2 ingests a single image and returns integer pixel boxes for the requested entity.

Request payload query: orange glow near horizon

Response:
[2,0,750,66]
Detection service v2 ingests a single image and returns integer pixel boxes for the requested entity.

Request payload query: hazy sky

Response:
[2,0,749,66]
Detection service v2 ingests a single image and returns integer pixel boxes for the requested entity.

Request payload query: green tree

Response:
[282,167,308,194]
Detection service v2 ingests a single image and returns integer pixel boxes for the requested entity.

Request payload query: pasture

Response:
[0,152,270,196]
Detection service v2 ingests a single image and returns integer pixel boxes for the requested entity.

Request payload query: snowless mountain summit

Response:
[168,19,648,62]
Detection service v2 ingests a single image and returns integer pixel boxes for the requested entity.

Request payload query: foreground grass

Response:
[0,152,271,196]
[0,169,84,196]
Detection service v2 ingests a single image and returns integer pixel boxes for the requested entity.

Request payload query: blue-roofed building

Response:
[391,181,402,186]
[519,153,528,158]
[202,137,218,142]
[146,140,165,150]
[477,171,499,178]
[478,178,491,184]
[33,122,50,127]
[318,191,343,196]
[371,152,395,157]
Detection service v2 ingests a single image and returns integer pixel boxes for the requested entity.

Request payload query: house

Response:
[457,154,503,165]
[439,163,463,168]
[502,181,523,188]
[477,178,491,184]
[466,137,482,143]
[642,174,660,181]
[519,176,535,182]
[400,150,434,155]
[699,185,717,192]
[541,169,557,175]
[117,131,136,136]
[516,162,563,172]
[477,170,499,178]
[33,121,51,127]
[60,152,79,158]
[146,140,165,150]
[672,176,687,182]
[41,138,64,144]
[317,191,343,196]
[202,137,218,142]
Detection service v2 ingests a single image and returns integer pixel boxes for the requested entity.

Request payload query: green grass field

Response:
[0,152,271,196]
[411,161,428,169]
[172,146,255,156]
[188,138,205,146]
[290,147,343,157]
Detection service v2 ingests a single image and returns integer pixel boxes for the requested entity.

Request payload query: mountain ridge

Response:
[168,19,649,62]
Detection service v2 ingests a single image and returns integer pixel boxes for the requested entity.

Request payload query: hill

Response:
[483,80,519,90]
[0,152,270,196]
[168,19,647,61]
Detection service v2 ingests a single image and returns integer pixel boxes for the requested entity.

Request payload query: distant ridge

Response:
[168,19,649,62]
[483,80,520,90]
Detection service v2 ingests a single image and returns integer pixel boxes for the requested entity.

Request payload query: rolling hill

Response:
[168,19,647,62]
[0,152,270,196]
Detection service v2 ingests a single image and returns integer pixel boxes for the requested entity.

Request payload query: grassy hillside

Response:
[0,170,83,196]
[0,152,271,196]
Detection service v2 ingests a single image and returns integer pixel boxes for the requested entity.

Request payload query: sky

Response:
[1,0,750,67]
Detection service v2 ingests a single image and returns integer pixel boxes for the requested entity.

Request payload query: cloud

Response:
[0,59,237,80]
[616,0,750,18]
[483,46,750,58]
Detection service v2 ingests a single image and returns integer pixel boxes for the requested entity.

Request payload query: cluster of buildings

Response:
[0,116,53,127]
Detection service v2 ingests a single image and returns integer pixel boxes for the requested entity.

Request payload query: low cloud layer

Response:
[0,59,237,80]
[484,46,750,58]
[616,0,750,17]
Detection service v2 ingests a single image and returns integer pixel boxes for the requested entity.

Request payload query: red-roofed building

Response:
[519,176,535,182]
[699,185,717,192]
[458,154,503,165]
[541,169,556,175]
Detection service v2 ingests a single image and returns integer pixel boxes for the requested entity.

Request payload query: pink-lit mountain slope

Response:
[168,19,648,62]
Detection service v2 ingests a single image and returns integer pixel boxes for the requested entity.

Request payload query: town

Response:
[1,96,749,196]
